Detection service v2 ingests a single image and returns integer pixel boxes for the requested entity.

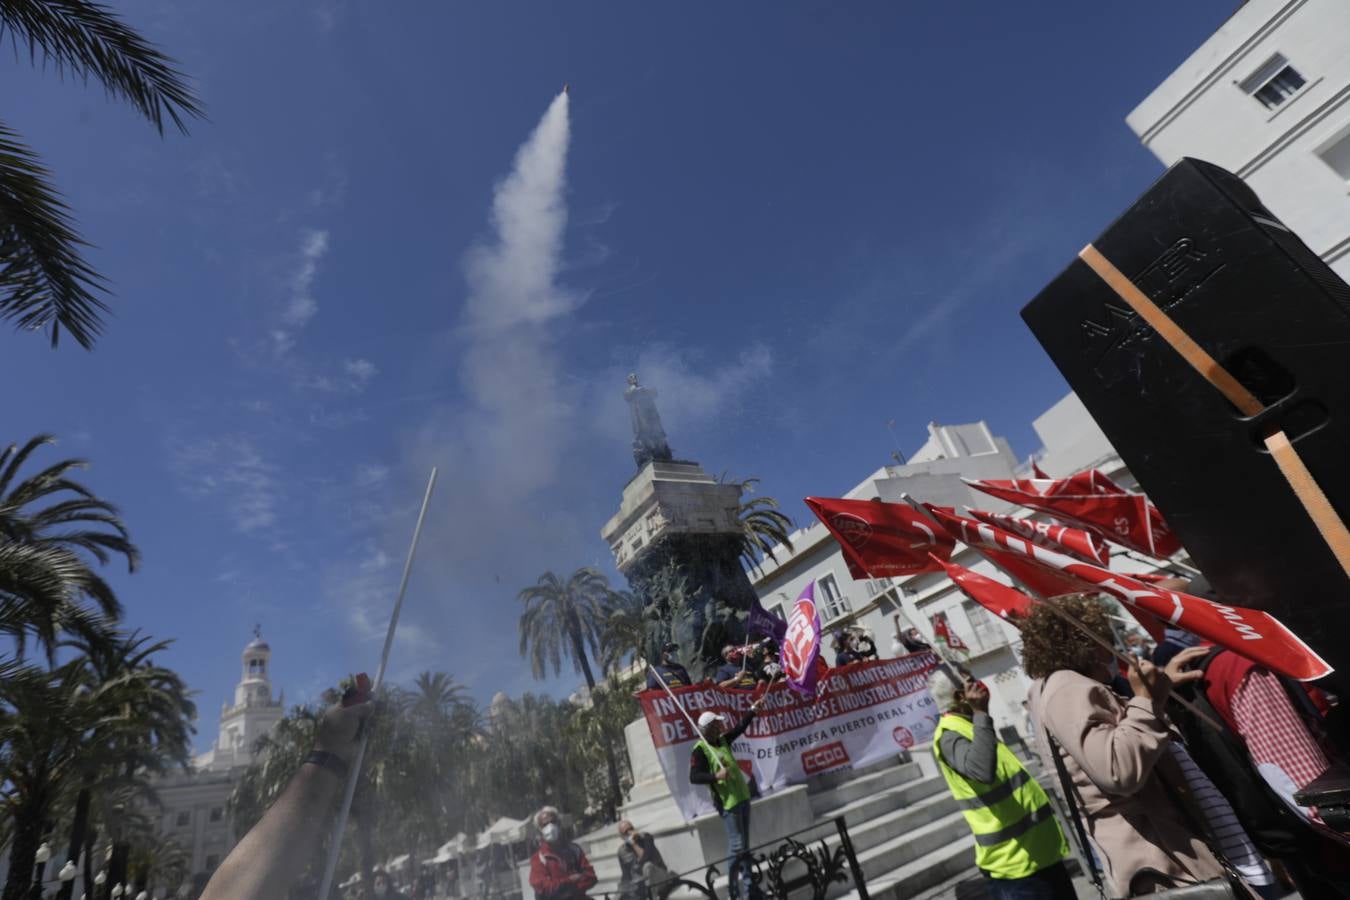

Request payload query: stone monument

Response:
[602,374,758,617]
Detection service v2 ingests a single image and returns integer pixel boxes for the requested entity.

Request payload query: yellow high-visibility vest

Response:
[932,713,1068,879]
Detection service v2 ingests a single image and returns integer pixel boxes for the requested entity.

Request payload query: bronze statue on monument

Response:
[625,373,674,468]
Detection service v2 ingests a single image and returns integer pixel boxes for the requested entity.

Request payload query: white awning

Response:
[484,816,526,844]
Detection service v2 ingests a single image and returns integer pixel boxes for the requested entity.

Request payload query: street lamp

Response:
[110,885,124,899]
[35,845,52,865]
[93,874,106,887]
[59,863,77,883]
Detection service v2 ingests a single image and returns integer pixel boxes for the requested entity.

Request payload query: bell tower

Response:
[197,627,284,772]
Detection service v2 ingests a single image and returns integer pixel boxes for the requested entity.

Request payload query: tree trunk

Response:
[0,804,41,900]
[56,788,91,900]
[569,625,622,820]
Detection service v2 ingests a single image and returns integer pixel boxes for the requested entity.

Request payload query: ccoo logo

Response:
[801,741,850,775]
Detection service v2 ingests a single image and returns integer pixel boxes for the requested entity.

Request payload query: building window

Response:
[1318,129,1350,183]
[962,601,1007,653]
[210,806,224,823]
[176,810,191,827]
[1239,54,1306,110]
[816,574,851,622]
[864,577,892,599]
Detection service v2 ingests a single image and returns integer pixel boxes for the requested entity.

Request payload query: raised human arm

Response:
[1041,672,1170,797]
[200,700,373,900]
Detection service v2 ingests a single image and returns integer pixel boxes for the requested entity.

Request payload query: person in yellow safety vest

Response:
[929,669,1075,900]
[689,697,766,899]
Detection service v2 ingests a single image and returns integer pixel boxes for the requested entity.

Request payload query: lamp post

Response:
[31,841,53,900]
[57,861,77,900]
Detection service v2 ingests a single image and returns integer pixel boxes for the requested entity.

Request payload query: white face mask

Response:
[541,823,560,843]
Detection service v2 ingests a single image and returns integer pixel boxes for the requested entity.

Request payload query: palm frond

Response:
[0,124,107,347]
[0,0,203,134]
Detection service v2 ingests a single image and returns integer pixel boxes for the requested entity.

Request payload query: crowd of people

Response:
[929,587,1350,900]
[196,587,1350,900]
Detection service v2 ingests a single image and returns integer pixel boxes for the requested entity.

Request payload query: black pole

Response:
[833,817,869,900]
[56,789,90,900]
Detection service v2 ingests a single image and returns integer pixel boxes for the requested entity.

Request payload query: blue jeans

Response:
[720,800,753,897]
[980,862,1076,900]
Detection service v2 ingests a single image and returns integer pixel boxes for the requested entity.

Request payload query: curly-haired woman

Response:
[1022,595,1221,896]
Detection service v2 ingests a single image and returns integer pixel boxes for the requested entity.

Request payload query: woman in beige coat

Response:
[1021,596,1223,897]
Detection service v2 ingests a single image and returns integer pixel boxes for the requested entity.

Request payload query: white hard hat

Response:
[697,711,722,729]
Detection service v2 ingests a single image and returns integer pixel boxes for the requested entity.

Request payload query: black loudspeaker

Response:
[1021,157,1350,685]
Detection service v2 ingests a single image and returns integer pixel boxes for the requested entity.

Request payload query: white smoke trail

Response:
[463,92,575,334]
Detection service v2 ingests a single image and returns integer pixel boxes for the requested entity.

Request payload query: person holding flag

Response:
[929,667,1073,900]
[1020,595,1242,897]
[690,697,767,900]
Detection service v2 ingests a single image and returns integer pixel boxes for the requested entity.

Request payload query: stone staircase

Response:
[574,756,978,900]
[519,720,1057,900]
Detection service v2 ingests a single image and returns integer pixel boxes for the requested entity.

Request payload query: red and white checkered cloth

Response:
[1229,668,1330,821]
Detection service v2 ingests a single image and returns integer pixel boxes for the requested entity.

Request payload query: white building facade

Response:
[749,393,1170,735]
[146,631,285,895]
[1127,0,1350,279]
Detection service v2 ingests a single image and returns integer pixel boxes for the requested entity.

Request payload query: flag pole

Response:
[647,663,705,738]
[897,495,1222,732]
[317,467,439,900]
[1118,548,1201,578]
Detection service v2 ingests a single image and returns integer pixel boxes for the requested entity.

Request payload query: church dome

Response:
[244,626,270,653]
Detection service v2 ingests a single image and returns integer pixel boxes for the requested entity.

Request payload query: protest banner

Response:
[637,653,941,821]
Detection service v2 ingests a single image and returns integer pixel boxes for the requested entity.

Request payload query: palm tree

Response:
[0,434,136,660]
[1,0,203,348]
[51,631,194,900]
[723,476,794,574]
[518,568,625,817]
[598,590,649,676]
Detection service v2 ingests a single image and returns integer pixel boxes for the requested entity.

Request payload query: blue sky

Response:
[5,1,1231,750]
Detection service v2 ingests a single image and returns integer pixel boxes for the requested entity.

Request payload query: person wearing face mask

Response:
[371,870,411,900]
[930,667,1073,900]
[529,806,596,900]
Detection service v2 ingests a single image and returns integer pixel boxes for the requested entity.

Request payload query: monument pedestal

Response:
[602,460,757,614]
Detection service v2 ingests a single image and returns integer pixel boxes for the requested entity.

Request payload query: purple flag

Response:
[781,582,823,695]
[748,598,787,643]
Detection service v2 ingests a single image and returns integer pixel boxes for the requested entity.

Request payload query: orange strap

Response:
[1078,245,1263,416]
[1078,243,1350,578]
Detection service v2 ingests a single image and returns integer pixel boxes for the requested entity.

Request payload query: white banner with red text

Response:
[638,653,941,821]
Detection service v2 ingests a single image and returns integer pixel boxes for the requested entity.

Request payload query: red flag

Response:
[925,506,1096,599]
[805,496,954,579]
[965,470,1182,559]
[970,524,1332,681]
[966,509,1111,566]
[931,612,970,653]
[1031,461,1050,480]
[933,554,1034,621]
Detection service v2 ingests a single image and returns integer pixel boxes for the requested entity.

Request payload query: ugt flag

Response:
[932,554,1035,621]
[781,582,823,695]
[974,522,1332,681]
[965,469,1181,559]
[748,597,787,643]
[925,505,1095,599]
[805,496,954,579]
[966,509,1111,566]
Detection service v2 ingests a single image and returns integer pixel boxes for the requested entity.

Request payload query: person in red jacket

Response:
[529,806,597,900]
